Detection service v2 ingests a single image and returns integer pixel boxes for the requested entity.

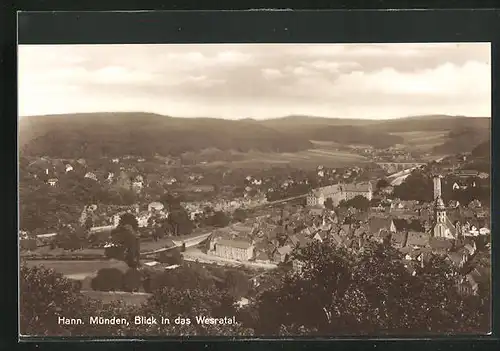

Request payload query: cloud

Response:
[261,68,284,80]
[18,43,491,119]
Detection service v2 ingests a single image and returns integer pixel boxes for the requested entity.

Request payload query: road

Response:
[250,194,308,209]
[140,232,212,256]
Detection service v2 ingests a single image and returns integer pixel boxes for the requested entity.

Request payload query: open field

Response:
[201,147,369,170]
[21,246,105,258]
[389,131,449,150]
[23,259,129,277]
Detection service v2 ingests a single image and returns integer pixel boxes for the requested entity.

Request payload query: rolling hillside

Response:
[19,113,491,159]
[19,113,313,158]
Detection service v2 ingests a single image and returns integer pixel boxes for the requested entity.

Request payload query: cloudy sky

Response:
[18,43,490,119]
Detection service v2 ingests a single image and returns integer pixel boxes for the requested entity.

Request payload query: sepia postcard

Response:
[18,43,491,338]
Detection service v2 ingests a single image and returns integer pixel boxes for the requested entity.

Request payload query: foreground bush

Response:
[20,264,86,336]
[122,268,142,292]
[90,268,124,292]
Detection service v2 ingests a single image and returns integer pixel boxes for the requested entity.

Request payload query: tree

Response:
[118,213,139,231]
[110,223,140,268]
[348,195,370,211]
[122,268,142,292]
[161,193,182,210]
[224,270,251,299]
[20,265,88,336]
[393,171,433,202]
[20,263,254,337]
[91,268,125,292]
[376,178,390,189]
[84,216,94,231]
[324,198,334,210]
[207,211,231,228]
[251,240,490,336]
[167,207,193,236]
[158,248,183,265]
[139,286,253,336]
[148,265,215,293]
[233,208,247,222]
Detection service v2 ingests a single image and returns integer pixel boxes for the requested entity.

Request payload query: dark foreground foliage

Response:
[20,240,490,337]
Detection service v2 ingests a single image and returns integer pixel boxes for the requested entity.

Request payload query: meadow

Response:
[201,145,369,170]
[390,131,449,150]
[23,259,129,277]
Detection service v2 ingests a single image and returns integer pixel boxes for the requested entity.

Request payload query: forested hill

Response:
[19,113,313,158]
[19,113,491,158]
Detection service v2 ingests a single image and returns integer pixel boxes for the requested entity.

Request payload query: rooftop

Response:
[216,239,253,250]
[340,182,372,192]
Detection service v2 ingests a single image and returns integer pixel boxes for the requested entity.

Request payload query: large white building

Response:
[211,239,254,261]
[306,182,373,207]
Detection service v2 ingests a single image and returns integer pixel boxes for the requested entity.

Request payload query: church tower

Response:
[433,175,442,200]
[432,175,455,239]
[435,196,447,225]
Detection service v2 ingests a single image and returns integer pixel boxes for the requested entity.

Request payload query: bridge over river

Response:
[376,162,426,173]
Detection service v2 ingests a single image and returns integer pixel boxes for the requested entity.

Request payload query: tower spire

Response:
[433,174,442,200]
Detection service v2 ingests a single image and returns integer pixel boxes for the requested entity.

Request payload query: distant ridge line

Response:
[20,112,491,121]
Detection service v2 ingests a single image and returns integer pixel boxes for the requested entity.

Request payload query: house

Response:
[165,177,177,185]
[457,276,477,296]
[381,186,394,195]
[405,231,429,248]
[447,251,468,268]
[35,232,57,245]
[309,206,324,217]
[288,234,312,249]
[47,178,58,186]
[468,200,482,209]
[136,212,152,227]
[148,202,164,212]
[391,201,405,210]
[112,158,120,163]
[273,245,292,263]
[455,170,479,178]
[464,242,477,256]
[106,172,115,182]
[392,218,411,232]
[252,179,262,185]
[132,181,144,191]
[391,231,408,248]
[429,237,454,253]
[337,224,352,237]
[368,217,396,235]
[84,172,98,181]
[212,239,254,261]
[457,267,490,296]
[65,164,74,173]
[18,230,29,240]
[292,259,306,274]
[313,231,329,243]
[330,232,344,246]
[479,227,490,236]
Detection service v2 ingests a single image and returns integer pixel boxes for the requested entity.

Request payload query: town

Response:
[18,42,491,337]
[20,143,491,302]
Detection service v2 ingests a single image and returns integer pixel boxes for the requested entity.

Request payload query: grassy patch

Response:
[390,131,448,150]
